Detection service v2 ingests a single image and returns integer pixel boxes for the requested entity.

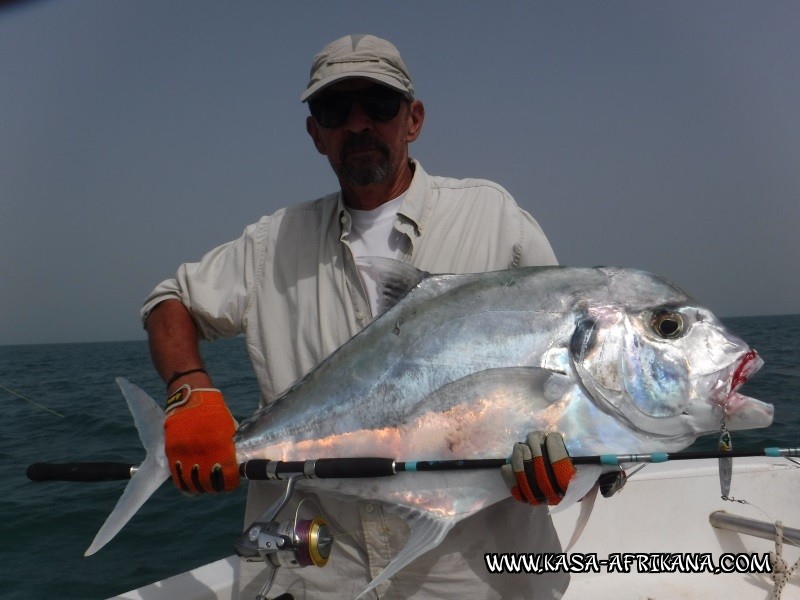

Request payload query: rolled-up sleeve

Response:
[140,220,264,340]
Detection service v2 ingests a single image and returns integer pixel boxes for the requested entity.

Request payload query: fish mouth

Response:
[711,350,761,410]
[712,349,773,429]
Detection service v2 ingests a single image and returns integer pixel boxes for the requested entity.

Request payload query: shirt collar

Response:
[336,158,430,240]
[395,158,430,238]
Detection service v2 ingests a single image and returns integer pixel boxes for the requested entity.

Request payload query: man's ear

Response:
[306,115,328,155]
[406,100,425,143]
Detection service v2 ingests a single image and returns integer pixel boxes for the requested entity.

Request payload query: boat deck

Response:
[113,457,800,599]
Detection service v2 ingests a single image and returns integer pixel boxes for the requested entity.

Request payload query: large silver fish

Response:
[87,259,773,596]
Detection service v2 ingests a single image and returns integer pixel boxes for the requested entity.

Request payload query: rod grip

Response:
[314,457,395,478]
[240,457,396,480]
[27,462,133,482]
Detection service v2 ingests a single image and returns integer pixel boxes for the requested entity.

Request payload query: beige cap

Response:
[300,34,414,102]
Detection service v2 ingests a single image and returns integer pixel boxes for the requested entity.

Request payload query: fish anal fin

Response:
[551,466,602,551]
[355,508,457,599]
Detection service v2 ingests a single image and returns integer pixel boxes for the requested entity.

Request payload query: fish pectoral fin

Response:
[412,366,572,418]
[355,507,457,599]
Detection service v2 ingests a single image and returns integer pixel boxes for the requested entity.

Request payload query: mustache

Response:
[340,133,391,158]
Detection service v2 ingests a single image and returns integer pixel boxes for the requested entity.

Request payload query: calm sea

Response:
[1,315,798,599]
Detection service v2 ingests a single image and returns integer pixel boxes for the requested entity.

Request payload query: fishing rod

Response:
[27,445,800,600]
[26,446,800,483]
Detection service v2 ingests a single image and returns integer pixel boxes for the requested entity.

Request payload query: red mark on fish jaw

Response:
[731,350,760,392]
[718,350,762,416]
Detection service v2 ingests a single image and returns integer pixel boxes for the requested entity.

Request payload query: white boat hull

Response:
[552,457,800,599]
[112,457,800,600]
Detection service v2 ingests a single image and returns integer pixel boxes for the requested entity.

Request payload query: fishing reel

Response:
[235,474,333,599]
[237,514,332,569]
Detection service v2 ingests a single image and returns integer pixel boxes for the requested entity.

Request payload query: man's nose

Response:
[343,100,374,132]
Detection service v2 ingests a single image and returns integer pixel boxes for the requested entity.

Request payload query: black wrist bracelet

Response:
[167,368,208,388]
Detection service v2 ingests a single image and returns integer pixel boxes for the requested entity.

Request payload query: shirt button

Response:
[357,312,366,322]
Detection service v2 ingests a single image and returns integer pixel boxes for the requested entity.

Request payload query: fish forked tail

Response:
[84,377,170,556]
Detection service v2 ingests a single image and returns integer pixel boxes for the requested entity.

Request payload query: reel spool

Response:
[271,516,332,569]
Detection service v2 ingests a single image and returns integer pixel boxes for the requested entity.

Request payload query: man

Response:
[142,34,571,599]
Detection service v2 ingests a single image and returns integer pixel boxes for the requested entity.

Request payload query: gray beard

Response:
[340,158,393,186]
[335,133,394,187]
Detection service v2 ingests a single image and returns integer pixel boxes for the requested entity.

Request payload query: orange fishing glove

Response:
[163,385,239,494]
[501,432,576,505]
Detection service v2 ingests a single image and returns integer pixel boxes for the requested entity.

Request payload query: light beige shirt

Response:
[142,160,566,599]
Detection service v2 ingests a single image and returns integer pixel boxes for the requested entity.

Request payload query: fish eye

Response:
[651,310,685,339]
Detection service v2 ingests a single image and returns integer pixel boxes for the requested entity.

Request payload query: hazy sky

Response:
[2,1,799,345]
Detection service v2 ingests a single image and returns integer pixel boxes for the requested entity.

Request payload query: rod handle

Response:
[27,462,134,482]
[240,457,396,480]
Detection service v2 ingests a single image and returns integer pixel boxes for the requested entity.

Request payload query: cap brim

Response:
[300,72,412,102]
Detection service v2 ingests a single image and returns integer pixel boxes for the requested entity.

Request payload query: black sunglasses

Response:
[309,85,406,129]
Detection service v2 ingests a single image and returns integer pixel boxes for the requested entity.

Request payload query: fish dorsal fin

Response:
[356,257,429,316]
